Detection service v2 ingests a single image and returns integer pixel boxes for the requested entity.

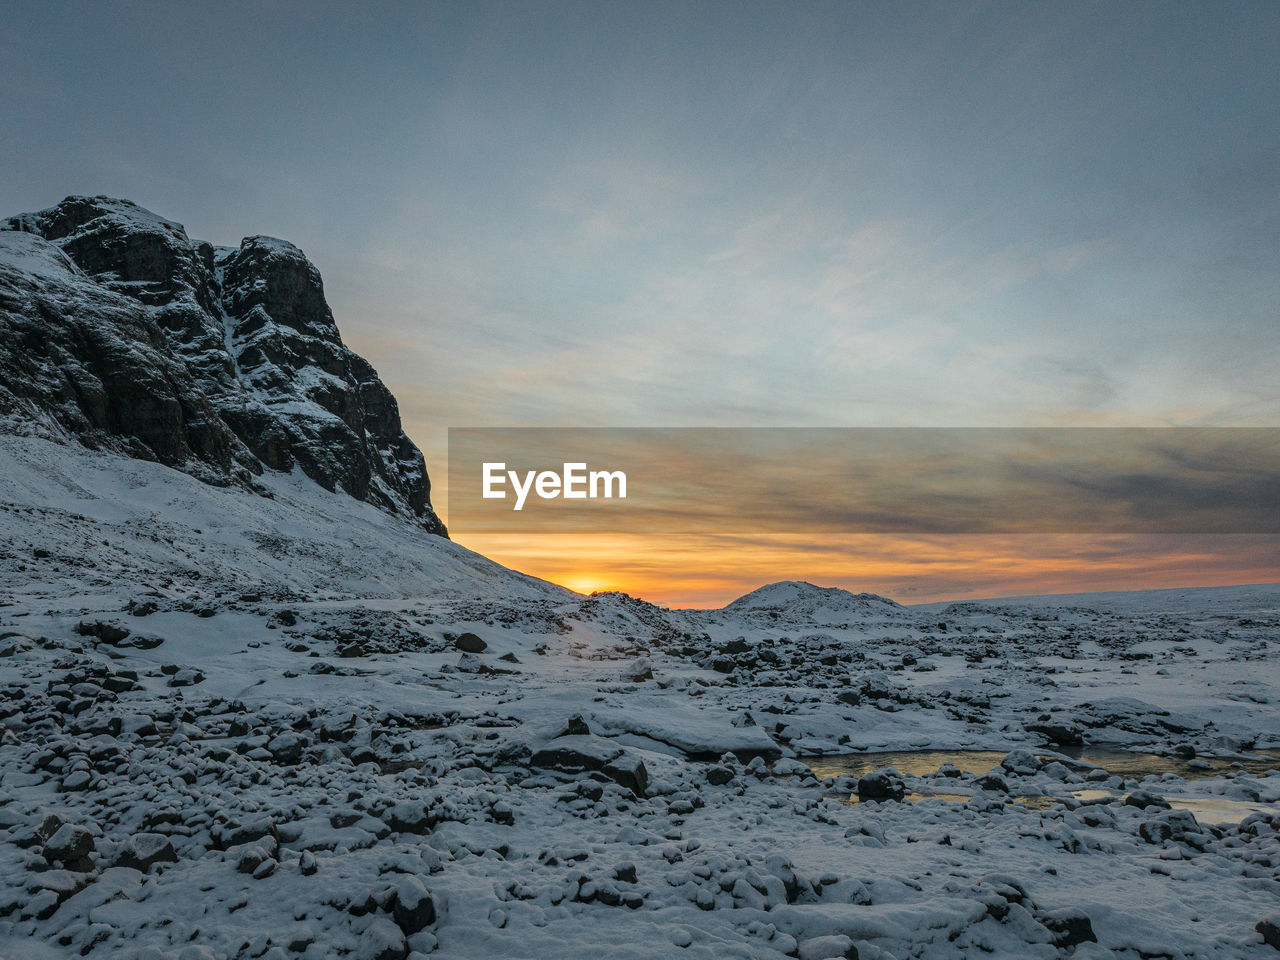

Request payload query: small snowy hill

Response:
[723,580,905,625]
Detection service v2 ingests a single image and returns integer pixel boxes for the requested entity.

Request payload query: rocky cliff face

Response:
[0,196,446,535]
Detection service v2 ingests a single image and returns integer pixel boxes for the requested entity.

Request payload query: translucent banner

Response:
[446,427,1280,534]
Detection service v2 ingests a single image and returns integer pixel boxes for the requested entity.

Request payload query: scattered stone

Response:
[1257,917,1280,950]
[975,772,1010,793]
[359,917,409,960]
[707,766,735,786]
[1124,790,1171,811]
[167,668,205,687]
[530,735,649,796]
[620,658,654,682]
[391,875,436,934]
[267,732,308,765]
[43,823,95,871]
[1138,809,1202,844]
[117,833,177,872]
[1041,908,1097,948]
[75,620,131,644]
[1027,720,1083,745]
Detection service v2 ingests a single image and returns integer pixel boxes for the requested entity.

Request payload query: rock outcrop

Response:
[0,196,445,535]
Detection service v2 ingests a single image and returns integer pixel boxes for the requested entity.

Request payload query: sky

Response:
[2,1,1278,605]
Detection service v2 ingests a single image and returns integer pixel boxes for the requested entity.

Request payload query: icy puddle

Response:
[809,748,1280,824]
[808,747,1280,782]
[1065,789,1279,825]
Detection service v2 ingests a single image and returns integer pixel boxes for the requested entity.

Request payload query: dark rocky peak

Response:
[220,236,335,335]
[4,196,215,311]
[0,196,446,536]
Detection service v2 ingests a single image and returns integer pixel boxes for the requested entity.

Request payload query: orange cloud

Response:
[458,532,1280,608]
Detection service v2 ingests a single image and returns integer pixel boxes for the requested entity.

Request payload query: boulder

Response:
[266,731,308,765]
[391,875,436,934]
[117,833,176,872]
[1124,790,1171,811]
[707,766,735,786]
[1041,907,1097,948]
[620,658,654,682]
[857,769,905,802]
[1138,808,1201,844]
[530,735,649,796]
[358,917,408,960]
[454,632,487,653]
[43,823,95,871]
[1257,917,1280,950]
[1027,720,1083,746]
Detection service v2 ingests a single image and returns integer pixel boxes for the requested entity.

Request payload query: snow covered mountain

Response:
[2,197,1279,960]
[724,581,905,625]
[0,196,445,534]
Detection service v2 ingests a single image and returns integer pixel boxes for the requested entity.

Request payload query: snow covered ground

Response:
[1,434,1278,959]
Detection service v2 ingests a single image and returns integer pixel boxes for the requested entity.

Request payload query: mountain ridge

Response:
[0,195,445,535]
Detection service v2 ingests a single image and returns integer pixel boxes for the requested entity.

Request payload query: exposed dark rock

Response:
[1138,809,1202,844]
[212,817,277,850]
[390,874,436,934]
[1124,790,1172,811]
[562,714,591,737]
[975,772,1010,793]
[74,620,131,644]
[620,658,654,681]
[530,735,649,796]
[166,668,204,688]
[267,731,308,765]
[359,917,408,960]
[1258,917,1280,950]
[856,769,905,802]
[1041,908,1097,948]
[42,823,95,871]
[384,802,434,835]
[707,766,735,786]
[454,632,487,653]
[1027,720,1083,745]
[116,832,176,872]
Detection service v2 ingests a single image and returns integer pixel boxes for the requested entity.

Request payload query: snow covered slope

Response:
[0,434,552,607]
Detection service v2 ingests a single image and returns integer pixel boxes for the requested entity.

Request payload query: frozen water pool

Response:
[808,748,1280,823]
[808,747,1280,781]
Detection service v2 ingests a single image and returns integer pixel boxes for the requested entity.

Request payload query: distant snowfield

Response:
[1,434,1278,959]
